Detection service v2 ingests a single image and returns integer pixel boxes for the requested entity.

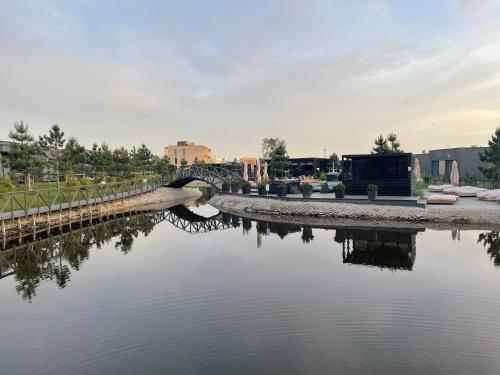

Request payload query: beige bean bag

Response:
[443,186,487,197]
[426,194,459,205]
[428,184,454,192]
[477,189,500,201]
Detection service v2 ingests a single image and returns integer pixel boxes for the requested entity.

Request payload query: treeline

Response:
[2,121,173,187]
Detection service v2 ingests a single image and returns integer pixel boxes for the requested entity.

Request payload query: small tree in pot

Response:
[276,183,288,197]
[300,183,313,198]
[241,180,251,194]
[257,182,267,196]
[367,184,378,200]
[221,180,231,192]
[333,183,345,198]
[230,179,241,193]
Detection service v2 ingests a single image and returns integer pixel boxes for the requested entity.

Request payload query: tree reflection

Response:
[478,231,500,267]
[0,212,163,302]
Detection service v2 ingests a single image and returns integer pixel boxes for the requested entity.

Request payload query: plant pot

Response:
[231,185,240,193]
[302,191,312,198]
[277,190,287,197]
[335,191,345,199]
[368,190,377,200]
[258,187,267,196]
[242,185,251,194]
[222,184,230,193]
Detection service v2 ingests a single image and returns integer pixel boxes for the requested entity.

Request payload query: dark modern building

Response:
[415,146,489,182]
[341,153,414,196]
[288,157,329,177]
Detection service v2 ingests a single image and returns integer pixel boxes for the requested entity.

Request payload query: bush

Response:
[0,177,14,193]
[414,180,426,199]
[241,180,251,188]
[463,173,476,186]
[367,184,378,192]
[318,172,327,181]
[333,183,345,192]
[277,183,288,196]
[65,176,81,187]
[230,179,242,188]
[257,182,267,195]
[300,183,313,193]
[80,177,92,186]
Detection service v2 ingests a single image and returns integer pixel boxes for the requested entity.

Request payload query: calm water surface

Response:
[1,202,500,375]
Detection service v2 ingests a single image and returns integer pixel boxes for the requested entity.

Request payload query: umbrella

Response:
[450,160,459,186]
[243,162,248,181]
[263,161,269,181]
[256,159,262,184]
[414,158,421,181]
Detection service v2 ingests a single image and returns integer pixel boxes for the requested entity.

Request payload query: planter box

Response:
[231,185,240,193]
[335,191,345,199]
[258,188,267,196]
[242,185,251,194]
[302,191,312,198]
[368,190,378,200]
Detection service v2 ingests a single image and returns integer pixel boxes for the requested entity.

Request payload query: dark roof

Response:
[342,153,412,159]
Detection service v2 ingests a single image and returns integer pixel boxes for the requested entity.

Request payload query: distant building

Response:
[415,146,489,181]
[164,141,212,167]
[263,157,329,177]
[0,140,12,177]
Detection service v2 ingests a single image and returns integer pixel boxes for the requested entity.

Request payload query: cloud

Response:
[0,0,499,159]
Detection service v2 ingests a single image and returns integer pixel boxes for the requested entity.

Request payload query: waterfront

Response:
[1,202,500,375]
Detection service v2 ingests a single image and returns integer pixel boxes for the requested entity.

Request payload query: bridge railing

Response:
[169,164,242,186]
[0,177,163,222]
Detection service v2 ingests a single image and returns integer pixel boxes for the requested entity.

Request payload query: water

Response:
[1,202,500,375]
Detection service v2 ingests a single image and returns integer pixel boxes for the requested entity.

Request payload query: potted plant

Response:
[276,183,288,197]
[257,182,267,196]
[241,180,251,194]
[300,183,313,198]
[221,180,231,193]
[230,179,241,193]
[333,183,345,199]
[367,184,378,200]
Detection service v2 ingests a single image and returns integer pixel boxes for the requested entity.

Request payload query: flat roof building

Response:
[415,146,489,182]
[164,141,212,167]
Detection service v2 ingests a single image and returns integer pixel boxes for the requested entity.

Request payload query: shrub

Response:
[414,180,426,199]
[257,182,267,195]
[367,184,378,192]
[80,177,92,186]
[318,172,327,181]
[0,177,14,193]
[277,183,288,196]
[230,178,242,188]
[333,183,345,192]
[65,176,80,187]
[300,183,313,193]
[221,180,230,192]
[241,180,251,188]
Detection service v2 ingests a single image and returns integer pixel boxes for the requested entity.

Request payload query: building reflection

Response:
[335,228,419,271]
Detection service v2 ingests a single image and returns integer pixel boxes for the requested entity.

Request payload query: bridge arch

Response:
[166,164,242,189]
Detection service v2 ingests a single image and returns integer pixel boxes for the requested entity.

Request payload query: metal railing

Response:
[0,177,163,222]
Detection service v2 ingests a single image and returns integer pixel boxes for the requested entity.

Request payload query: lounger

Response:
[426,194,459,205]
[428,184,454,192]
[443,186,487,197]
[477,189,500,201]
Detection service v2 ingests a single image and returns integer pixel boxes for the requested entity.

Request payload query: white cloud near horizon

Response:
[1,0,500,159]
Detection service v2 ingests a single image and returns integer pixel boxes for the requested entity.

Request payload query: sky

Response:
[1,0,500,159]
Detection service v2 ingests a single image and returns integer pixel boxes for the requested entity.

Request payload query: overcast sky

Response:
[1,0,499,159]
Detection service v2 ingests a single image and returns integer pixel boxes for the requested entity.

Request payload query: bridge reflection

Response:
[1,204,499,302]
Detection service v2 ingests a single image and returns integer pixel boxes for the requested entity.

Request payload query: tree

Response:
[39,124,66,187]
[262,137,287,159]
[387,133,403,153]
[61,137,87,174]
[372,135,390,154]
[479,127,500,188]
[152,155,173,180]
[372,133,403,154]
[132,144,153,176]
[8,121,45,188]
[329,153,339,171]
[269,143,290,179]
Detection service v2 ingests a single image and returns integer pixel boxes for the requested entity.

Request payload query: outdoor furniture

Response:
[477,189,500,201]
[443,186,487,197]
[426,194,459,205]
[427,184,454,192]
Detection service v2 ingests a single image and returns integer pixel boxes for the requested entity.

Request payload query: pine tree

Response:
[479,127,500,188]
[39,124,66,187]
[270,143,290,179]
[8,121,45,189]
[372,135,390,154]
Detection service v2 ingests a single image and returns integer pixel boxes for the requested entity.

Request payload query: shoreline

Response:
[209,194,500,230]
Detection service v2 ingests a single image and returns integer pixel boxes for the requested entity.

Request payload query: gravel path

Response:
[209,194,500,227]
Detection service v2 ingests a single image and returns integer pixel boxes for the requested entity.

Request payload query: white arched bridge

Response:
[165,164,242,189]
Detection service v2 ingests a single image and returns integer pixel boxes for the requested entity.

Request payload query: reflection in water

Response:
[478,231,500,267]
[2,204,500,303]
[0,213,164,302]
[336,228,418,271]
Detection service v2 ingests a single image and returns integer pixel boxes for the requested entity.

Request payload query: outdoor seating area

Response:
[424,184,499,206]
